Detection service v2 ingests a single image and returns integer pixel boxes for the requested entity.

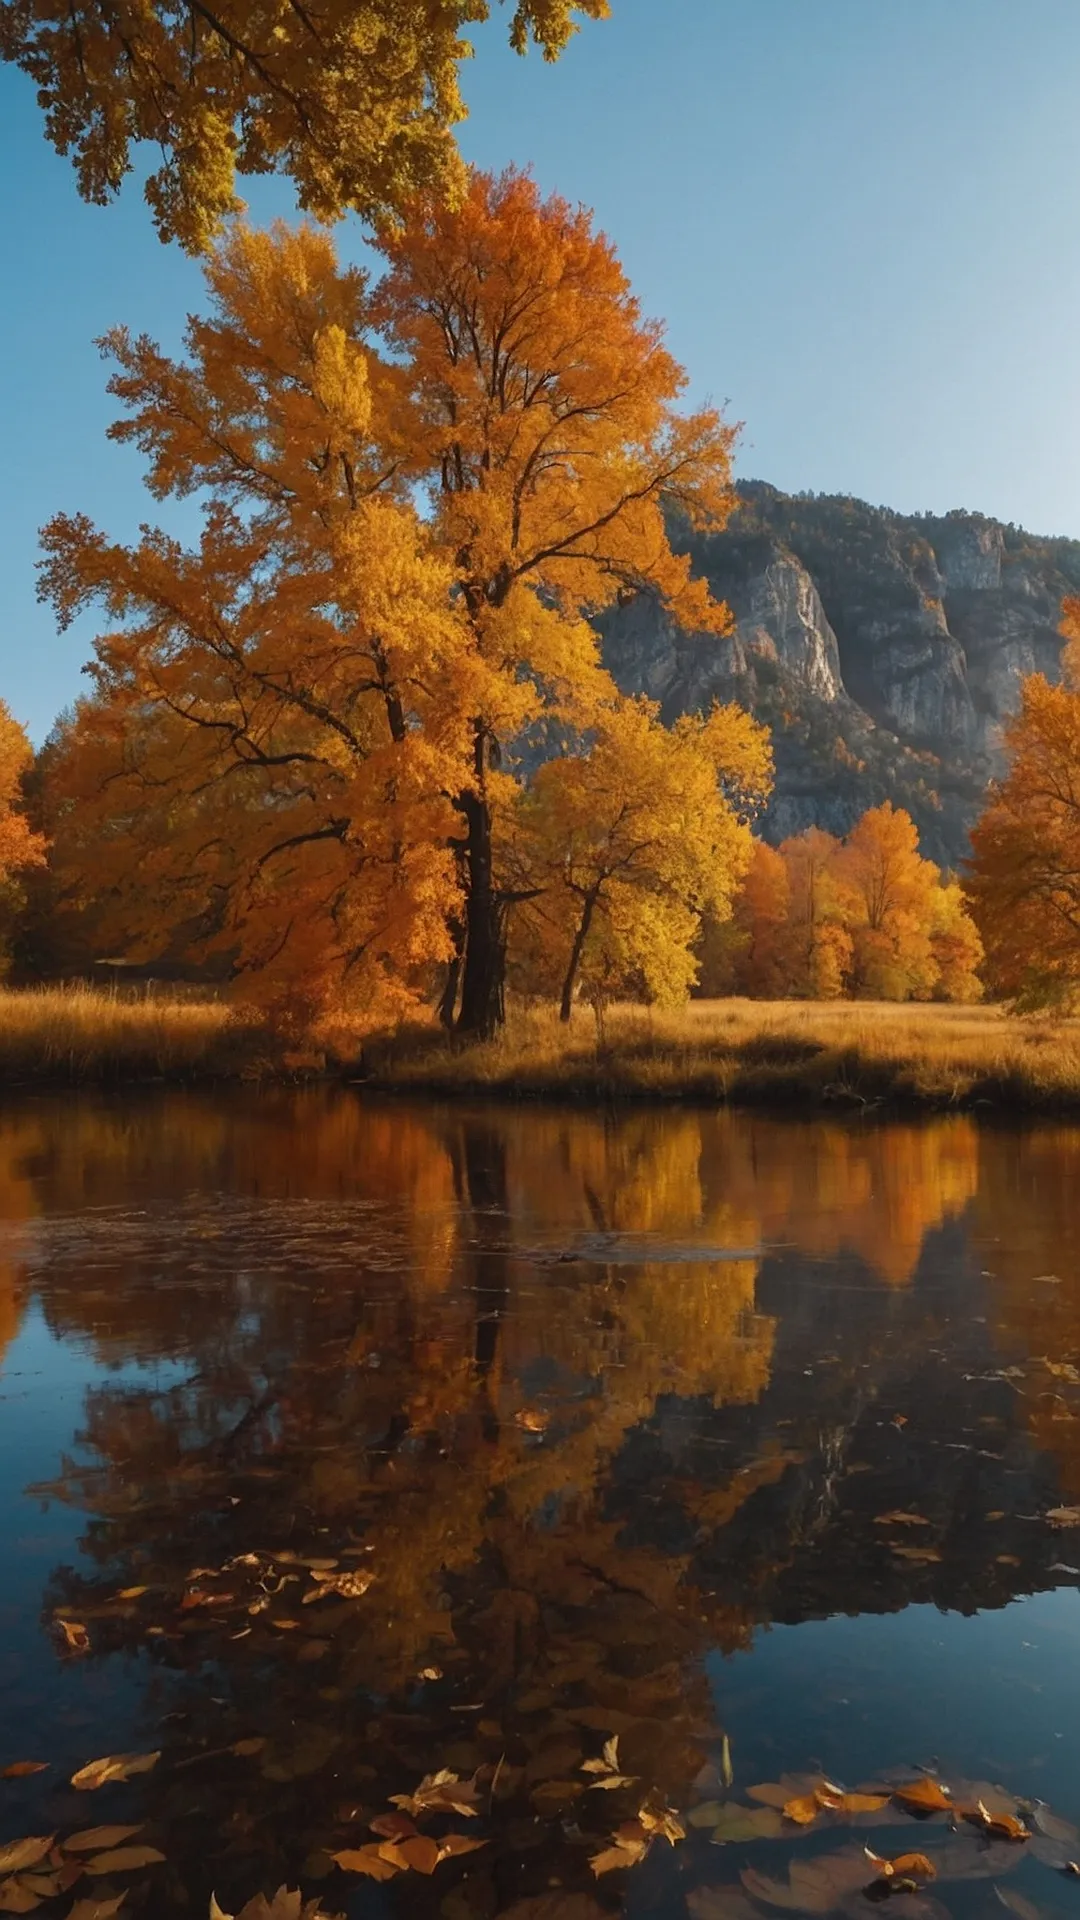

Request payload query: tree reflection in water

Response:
[0,1094,1077,1914]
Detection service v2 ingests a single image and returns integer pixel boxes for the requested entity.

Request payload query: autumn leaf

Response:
[967,1802,1029,1842]
[1047,1509,1080,1527]
[995,1890,1042,1920]
[330,1847,400,1881]
[379,1835,441,1875]
[0,1882,45,1915]
[0,1768,47,1781]
[302,1571,374,1603]
[54,1621,90,1655]
[84,1847,166,1875]
[68,1900,128,1920]
[369,1813,417,1842]
[0,1842,54,1877]
[891,1547,942,1564]
[874,1514,930,1528]
[71,1752,160,1791]
[782,1795,821,1826]
[436,1836,487,1862]
[210,1891,344,1919]
[63,1828,145,1853]
[514,1409,549,1433]
[389,1770,481,1820]
[865,1850,937,1880]
[638,1797,685,1845]
[892,1780,952,1815]
[589,1823,649,1876]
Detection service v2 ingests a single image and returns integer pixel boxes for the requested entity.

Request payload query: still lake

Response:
[1,1092,1080,1920]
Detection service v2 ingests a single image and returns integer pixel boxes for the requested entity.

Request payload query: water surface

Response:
[1,1094,1080,1919]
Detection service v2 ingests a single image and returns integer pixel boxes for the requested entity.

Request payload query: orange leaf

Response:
[782,1796,821,1826]
[0,1767,48,1781]
[892,1779,951,1815]
[384,1835,441,1875]
[332,1846,400,1881]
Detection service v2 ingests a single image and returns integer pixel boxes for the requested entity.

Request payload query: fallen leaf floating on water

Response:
[71,1752,160,1792]
[210,1891,343,1919]
[514,1408,549,1433]
[892,1779,952,1815]
[721,1734,735,1790]
[378,1835,441,1876]
[54,1620,90,1656]
[589,1822,649,1876]
[638,1795,686,1845]
[0,1767,48,1781]
[329,1847,400,1882]
[874,1514,930,1528]
[864,1850,937,1880]
[369,1813,417,1842]
[63,1828,144,1853]
[966,1801,1029,1841]
[84,1846,166,1876]
[1065,1862,1080,1876]
[0,1842,54,1877]
[580,1737,637,1791]
[782,1795,821,1827]
[301,1570,374,1604]
[388,1769,481,1820]
[891,1547,943,1564]
[0,1887,45,1917]
[113,1587,148,1601]
[181,1589,236,1610]
[818,1790,891,1816]
[1047,1508,1080,1528]
[68,1900,128,1920]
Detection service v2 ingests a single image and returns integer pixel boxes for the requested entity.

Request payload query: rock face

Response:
[597,482,1080,866]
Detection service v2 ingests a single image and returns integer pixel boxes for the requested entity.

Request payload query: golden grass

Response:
[362,997,1080,1114]
[3,985,1080,1112]
[0,983,275,1083]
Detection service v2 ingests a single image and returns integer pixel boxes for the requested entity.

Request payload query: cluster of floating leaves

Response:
[687,1765,1080,1920]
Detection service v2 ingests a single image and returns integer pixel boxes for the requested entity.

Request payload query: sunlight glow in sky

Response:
[3,0,1080,740]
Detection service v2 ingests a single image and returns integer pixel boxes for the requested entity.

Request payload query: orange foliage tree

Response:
[0,702,46,971]
[39,181,742,1038]
[709,804,982,1003]
[967,605,1080,1010]
[375,169,738,1035]
[0,0,609,251]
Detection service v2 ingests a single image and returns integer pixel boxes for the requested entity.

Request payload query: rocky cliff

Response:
[598,483,1080,866]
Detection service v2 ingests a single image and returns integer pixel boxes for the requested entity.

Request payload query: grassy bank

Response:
[0,984,276,1083]
[3,987,1080,1114]
[362,998,1080,1115]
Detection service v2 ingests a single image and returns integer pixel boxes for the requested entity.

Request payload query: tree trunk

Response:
[559,890,597,1023]
[438,916,464,1029]
[457,785,507,1039]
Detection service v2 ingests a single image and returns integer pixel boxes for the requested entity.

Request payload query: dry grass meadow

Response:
[362,997,1080,1114]
[0,985,1079,1111]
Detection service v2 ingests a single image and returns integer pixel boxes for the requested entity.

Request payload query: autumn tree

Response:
[40,222,468,1039]
[967,606,1080,1010]
[515,697,772,1020]
[40,186,740,1037]
[710,806,982,1005]
[0,702,47,973]
[0,0,609,251]
[375,169,737,1034]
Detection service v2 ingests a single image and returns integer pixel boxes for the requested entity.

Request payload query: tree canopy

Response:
[0,0,609,250]
[39,177,746,1036]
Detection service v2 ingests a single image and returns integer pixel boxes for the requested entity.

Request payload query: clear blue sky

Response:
[4,0,1080,743]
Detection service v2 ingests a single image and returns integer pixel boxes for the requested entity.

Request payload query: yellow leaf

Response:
[331,1847,400,1880]
[0,1844,53,1878]
[64,1828,144,1853]
[782,1796,821,1827]
[892,1779,951,1814]
[71,1753,160,1792]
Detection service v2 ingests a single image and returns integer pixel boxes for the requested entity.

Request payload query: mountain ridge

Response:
[598,482,1080,866]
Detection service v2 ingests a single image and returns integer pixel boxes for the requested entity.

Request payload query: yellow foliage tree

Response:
[0,702,44,885]
[0,0,609,251]
[516,697,772,1019]
[967,604,1080,1010]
